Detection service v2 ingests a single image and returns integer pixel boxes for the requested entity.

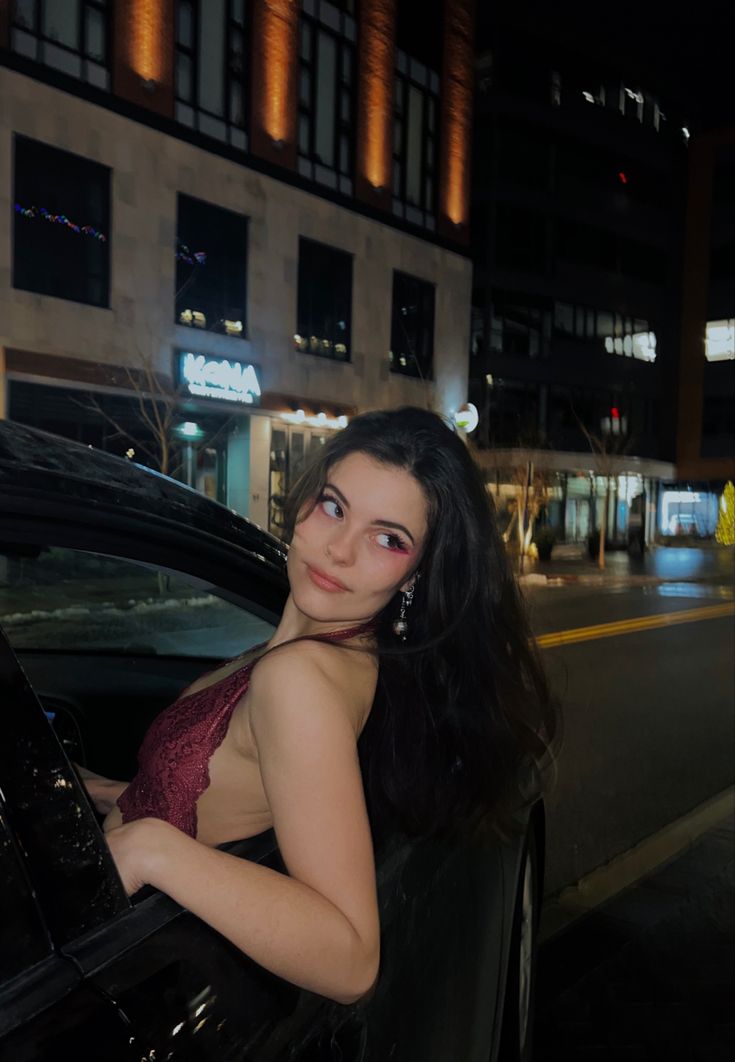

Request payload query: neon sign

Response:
[178,352,261,405]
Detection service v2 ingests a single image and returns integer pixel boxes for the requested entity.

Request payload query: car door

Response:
[0,608,341,1061]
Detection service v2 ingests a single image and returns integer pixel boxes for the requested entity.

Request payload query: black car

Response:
[0,421,545,1061]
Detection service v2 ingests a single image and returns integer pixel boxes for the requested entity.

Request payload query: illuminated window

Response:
[297,0,356,195]
[176,194,248,336]
[296,238,352,362]
[390,272,435,380]
[175,0,249,150]
[705,320,735,362]
[10,0,109,88]
[553,301,657,362]
[13,135,110,307]
[392,49,439,230]
[492,291,547,359]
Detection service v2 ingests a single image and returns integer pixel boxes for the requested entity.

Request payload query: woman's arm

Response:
[74,764,128,815]
[105,646,380,1004]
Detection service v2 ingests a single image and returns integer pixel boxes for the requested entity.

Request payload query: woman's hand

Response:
[84,777,128,815]
[105,817,177,896]
[72,762,128,816]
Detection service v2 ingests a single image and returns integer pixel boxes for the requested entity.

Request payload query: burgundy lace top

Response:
[117,624,373,838]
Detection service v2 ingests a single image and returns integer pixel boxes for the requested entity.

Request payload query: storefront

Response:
[657,488,720,538]
[478,448,674,548]
[3,348,351,534]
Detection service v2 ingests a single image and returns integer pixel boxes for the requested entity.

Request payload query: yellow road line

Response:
[537,602,735,650]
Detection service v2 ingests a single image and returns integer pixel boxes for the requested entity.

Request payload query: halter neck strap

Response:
[318,619,378,642]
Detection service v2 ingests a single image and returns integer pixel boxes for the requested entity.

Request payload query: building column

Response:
[250,0,300,170]
[354,0,395,214]
[112,0,175,117]
[248,415,271,529]
[437,0,474,243]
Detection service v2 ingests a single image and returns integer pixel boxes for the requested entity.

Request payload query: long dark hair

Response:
[284,407,558,844]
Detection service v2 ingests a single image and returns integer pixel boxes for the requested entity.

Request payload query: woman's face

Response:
[288,452,429,626]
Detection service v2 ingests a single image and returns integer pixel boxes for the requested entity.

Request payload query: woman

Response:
[87,406,555,1006]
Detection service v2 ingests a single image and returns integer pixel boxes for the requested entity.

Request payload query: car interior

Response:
[0,538,279,783]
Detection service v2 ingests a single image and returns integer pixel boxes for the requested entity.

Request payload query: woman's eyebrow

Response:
[325,482,416,545]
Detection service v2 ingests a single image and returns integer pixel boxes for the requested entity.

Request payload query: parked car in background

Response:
[0,421,545,1062]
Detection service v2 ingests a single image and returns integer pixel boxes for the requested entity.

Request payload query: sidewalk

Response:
[534,809,735,1061]
[519,543,735,590]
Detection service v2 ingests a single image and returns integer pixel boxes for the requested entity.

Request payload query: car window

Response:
[0,803,53,986]
[0,546,275,658]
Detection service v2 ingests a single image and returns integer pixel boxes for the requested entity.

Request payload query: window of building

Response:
[705,320,735,362]
[470,288,486,358]
[295,237,352,361]
[10,0,109,88]
[490,291,548,359]
[389,272,435,379]
[175,0,249,150]
[495,206,547,273]
[486,379,541,446]
[553,302,657,362]
[556,218,617,273]
[496,119,550,190]
[298,0,356,194]
[176,194,248,336]
[13,135,110,307]
[702,395,735,456]
[392,49,439,230]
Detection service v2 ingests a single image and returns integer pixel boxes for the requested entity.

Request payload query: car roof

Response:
[0,420,288,575]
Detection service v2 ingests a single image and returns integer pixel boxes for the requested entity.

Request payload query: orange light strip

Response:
[442,2,474,226]
[129,0,164,83]
[362,0,394,190]
[261,0,299,144]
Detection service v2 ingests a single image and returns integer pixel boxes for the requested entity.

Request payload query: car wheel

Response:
[498,827,539,1062]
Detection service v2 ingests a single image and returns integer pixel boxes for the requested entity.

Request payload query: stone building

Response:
[0,0,474,533]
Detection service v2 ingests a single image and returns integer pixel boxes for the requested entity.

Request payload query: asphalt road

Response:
[524,577,735,895]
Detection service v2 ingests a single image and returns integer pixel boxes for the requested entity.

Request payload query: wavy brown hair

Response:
[284,407,558,844]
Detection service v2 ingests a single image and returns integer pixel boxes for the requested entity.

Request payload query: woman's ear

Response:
[399,570,420,594]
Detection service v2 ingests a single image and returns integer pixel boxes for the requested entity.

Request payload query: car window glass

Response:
[0,547,275,658]
[0,805,53,985]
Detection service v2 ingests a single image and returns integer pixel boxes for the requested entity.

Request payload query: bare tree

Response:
[80,347,183,476]
[476,442,550,572]
[576,416,630,570]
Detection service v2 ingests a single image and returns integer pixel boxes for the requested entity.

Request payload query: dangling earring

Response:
[392,583,415,641]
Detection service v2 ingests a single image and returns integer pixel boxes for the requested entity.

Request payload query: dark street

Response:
[523,546,735,1060]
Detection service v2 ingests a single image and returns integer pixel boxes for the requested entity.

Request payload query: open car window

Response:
[0,546,275,658]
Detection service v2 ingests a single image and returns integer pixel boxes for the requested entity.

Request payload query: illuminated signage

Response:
[178,352,261,405]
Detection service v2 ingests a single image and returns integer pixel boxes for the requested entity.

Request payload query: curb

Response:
[539,786,735,943]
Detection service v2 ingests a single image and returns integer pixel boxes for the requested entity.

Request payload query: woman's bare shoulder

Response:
[248,638,377,731]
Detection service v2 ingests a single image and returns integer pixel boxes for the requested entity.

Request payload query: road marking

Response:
[540,786,735,943]
[536,601,735,650]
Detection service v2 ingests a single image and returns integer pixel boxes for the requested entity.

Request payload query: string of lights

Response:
[175,243,207,266]
[14,202,107,241]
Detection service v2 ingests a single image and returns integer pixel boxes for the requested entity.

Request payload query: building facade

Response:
[468,29,686,544]
[674,128,735,534]
[0,0,474,534]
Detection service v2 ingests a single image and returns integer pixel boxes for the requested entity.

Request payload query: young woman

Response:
[90,406,555,1006]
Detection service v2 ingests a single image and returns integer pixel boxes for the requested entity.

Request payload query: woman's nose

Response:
[326,529,356,565]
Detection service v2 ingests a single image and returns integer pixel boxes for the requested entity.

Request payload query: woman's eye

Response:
[320,495,343,519]
[376,532,408,552]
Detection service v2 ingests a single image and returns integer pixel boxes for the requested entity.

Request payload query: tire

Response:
[497,827,540,1062]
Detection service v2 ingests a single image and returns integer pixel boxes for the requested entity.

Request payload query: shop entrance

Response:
[268,426,328,537]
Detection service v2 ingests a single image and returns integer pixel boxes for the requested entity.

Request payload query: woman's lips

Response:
[306,564,349,593]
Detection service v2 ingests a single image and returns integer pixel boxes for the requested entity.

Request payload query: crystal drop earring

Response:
[392,583,415,641]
